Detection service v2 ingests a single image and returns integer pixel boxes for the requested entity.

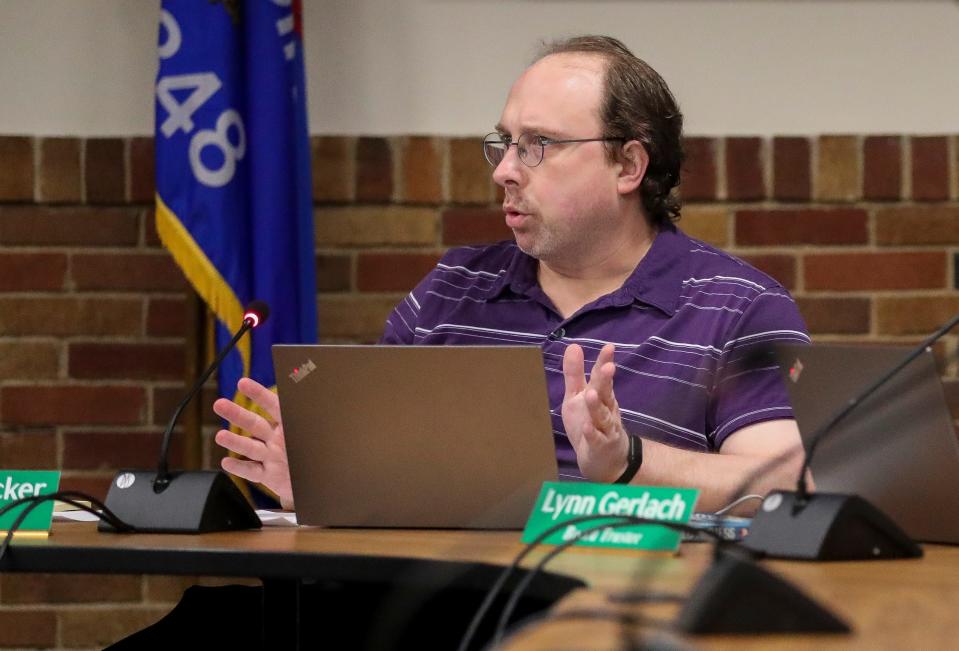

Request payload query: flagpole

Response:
[182,289,205,470]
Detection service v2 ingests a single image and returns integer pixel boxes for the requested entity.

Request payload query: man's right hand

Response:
[213,377,294,510]
[561,342,631,483]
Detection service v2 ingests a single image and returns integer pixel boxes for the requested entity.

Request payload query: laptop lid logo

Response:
[788,358,804,383]
[289,359,316,383]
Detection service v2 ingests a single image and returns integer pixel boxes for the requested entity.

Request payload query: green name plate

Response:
[522,482,700,551]
[0,470,61,534]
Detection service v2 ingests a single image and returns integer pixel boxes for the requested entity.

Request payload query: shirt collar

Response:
[617,225,687,316]
[485,244,539,299]
[484,226,689,316]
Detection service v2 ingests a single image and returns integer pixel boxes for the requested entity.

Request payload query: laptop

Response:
[272,345,558,529]
[775,343,959,544]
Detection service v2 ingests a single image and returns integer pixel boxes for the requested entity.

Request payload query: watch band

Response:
[614,433,643,484]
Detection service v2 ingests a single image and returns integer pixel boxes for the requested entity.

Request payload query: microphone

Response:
[743,313,959,560]
[155,300,270,489]
[99,301,270,533]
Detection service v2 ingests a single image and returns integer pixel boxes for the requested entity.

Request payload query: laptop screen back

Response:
[272,345,558,529]
[776,344,959,544]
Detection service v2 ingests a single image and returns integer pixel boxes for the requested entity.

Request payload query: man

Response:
[214,36,809,514]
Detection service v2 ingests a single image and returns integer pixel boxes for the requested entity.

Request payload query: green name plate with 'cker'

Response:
[522,482,700,551]
[0,470,61,536]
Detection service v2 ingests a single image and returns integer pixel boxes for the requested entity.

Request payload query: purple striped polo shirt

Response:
[380,226,809,481]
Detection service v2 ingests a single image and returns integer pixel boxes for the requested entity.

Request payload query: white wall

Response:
[2,0,958,136]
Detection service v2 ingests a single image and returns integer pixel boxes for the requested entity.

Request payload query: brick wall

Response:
[1,132,958,647]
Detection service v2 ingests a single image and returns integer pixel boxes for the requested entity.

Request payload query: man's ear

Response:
[617,140,649,195]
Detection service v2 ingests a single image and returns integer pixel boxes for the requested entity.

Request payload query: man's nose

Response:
[492,145,524,188]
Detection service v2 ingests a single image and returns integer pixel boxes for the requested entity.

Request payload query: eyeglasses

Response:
[482,132,624,168]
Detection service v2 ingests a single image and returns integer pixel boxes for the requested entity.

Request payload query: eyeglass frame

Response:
[482,131,625,168]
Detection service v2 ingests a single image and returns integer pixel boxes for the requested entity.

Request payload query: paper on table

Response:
[53,510,99,522]
[52,509,298,527]
[256,510,298,526]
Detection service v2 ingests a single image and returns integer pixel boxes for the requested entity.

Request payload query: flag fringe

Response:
[156,192,258,500]
[155,192,251,379]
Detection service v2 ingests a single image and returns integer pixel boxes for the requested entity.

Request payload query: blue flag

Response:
[154,1,317,407]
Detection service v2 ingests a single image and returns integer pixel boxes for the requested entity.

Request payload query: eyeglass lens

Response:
[483,133,542,167]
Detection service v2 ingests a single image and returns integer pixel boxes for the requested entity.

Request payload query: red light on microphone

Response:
[242,301,270,329]
[243,311,261,328]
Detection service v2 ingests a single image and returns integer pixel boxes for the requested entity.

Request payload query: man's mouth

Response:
[505,212,528,229]
[504,203,531,229]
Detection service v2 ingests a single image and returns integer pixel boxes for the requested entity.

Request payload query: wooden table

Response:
[3,523,959,649]
[507,541,959,650]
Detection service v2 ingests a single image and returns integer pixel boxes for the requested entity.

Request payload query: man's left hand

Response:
[561,342,631,483]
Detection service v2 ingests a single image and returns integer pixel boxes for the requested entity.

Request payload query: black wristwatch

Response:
[614,433,643,484]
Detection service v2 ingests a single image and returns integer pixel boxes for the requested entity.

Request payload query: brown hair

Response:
[537,36,684,228]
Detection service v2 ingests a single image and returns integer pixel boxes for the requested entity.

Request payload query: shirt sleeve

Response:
[708,287,810,449]
[378,269,435,345]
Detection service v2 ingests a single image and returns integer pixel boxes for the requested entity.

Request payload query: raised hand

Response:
[213,377,294,510]
[561,342,630,483]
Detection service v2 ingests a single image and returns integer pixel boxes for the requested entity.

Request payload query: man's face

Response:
[492,53,624,266]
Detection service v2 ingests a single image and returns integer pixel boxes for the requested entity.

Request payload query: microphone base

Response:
[99,470,262,534]
[677,547,850,634]
[741,491,922,561]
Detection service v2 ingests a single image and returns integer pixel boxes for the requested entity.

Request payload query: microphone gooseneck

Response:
[794,311,959,504]
[153,301,270,492]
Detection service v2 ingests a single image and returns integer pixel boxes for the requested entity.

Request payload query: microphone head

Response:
[243,301,270,329]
